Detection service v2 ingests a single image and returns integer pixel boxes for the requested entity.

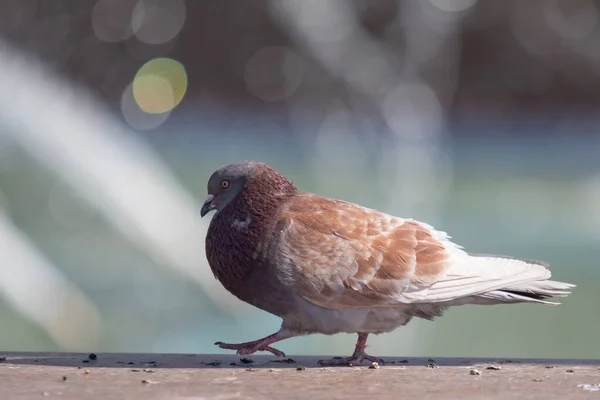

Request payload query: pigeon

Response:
[200,160,575,366]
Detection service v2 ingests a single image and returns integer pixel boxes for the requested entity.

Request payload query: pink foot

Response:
[214,331,292,357]
[215,341,286,357]
[318,332,383,366]
[318,350,383,366]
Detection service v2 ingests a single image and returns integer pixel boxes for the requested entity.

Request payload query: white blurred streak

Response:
[271,0,395,97]
[428,0,478,13]
[0,209,102,350]
[510,2,556,57]
[132,0,187,45]
[314,106,368,179]
[543,0,597,40]
[0,40,238,313]
[271,0,461,218]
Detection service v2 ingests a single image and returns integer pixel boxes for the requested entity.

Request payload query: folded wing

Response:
[277,193,455,309]
[277,193,574,310]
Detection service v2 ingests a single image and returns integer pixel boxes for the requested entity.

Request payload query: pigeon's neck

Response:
[205,173,296,293]
[235,174,296,220]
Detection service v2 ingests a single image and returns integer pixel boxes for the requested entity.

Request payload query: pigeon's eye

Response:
[220,179,230,189]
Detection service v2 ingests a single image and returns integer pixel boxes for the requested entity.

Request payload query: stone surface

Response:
[1,352,599,400]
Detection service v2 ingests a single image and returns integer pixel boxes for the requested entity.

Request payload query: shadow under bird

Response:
[200,161,575,366]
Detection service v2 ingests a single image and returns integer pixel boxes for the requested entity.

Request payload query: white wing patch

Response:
[232,216,252,229]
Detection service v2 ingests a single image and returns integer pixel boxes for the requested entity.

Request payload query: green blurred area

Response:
[0,131,598,360]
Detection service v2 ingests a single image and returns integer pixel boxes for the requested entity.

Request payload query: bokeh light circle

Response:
[132,0,187,45]
[92,0,137,43]
[244,46,304,102]
[132,58,188,114]
[121,81,171,130]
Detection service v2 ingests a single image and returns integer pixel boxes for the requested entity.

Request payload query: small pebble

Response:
[545,365,556,369]
[131,369,141,372]
[566,369,575,373]
[470,369,482,376]
[84,369,90,375]
[532,378,543,382]
[296,366,306,371]
[88,353,97,361]
[62,376,67,382]
[42,392,50,396]
[578,384,600,392]
[486,365,501,371]
[269,368,276,372]
[142,369,154,373]
[141,379,156,384]
[426,363,439,369]
[369,362,380,370]
[245,367,258,372]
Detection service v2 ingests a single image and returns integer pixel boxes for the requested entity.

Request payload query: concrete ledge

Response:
[1,352,599,399]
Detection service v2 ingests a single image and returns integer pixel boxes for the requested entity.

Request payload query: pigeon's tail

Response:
[421,253,575,306]
[477,278,575,305]
[470,254,575,305]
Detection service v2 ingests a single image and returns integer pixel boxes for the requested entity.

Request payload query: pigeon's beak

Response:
[200,194,216,217]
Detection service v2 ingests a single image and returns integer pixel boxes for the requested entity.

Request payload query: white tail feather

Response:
[413,253,575,305]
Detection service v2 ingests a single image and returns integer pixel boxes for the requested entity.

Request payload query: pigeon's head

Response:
[200,160,270,217]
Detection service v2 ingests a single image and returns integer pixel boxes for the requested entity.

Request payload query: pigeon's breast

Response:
[205,215,261,291]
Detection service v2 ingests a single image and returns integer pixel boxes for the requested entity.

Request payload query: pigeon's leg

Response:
[318,333,383,366]
[215,329,295,357]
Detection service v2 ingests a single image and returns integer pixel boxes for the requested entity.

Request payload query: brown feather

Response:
[278,194,452,310]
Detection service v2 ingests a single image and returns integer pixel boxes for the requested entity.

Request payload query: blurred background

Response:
[0,0,598,360]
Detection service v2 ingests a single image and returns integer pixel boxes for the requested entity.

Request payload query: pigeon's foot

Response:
[215,341,286,357]
[318,351,383,367]
[214,330,295,358]
[318,332,383,367]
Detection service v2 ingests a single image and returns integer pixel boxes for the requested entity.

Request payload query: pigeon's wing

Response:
[276,193,459,310]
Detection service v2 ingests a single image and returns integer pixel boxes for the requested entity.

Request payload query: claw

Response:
[318,354,384,367]
[212,330,293,358]
[318,333,384,367]
[215,341,286,357]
